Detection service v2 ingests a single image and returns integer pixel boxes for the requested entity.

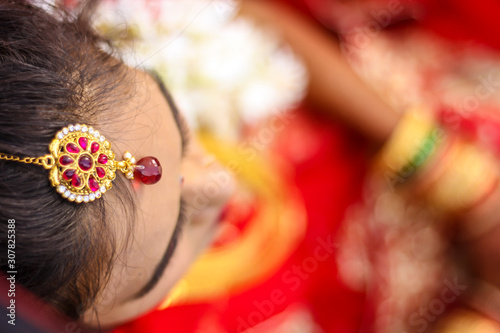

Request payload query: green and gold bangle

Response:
[395,126,441,183]
[377,106,443,187]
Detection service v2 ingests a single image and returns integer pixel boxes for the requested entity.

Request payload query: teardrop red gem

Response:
[72,174,82,188]
[96,167,106,178]
[134,157,162,185]
[91,142,100,154]
[66,142,80,154]
[88,176,99,192]
[59,155,74,166]
[63,169,76,180]
[78,155,93,171]
[97,154,108,165]
[78,137,88,150]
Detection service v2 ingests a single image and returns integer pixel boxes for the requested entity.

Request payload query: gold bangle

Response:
[425,141,498,213]
[434,308,500,333]
[376,106,441,185]
[0,124,162,203]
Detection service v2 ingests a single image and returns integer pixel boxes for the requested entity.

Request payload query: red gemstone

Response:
[72,174,82,188]
[97,154,108,165]
[59,155,74,166]
[63,169,76,180]
[134,156,162,185]
[88,176,99,192]
[96,167,106,178]
[66,142,80,154]
[78,155,93,171]
[91,142,100,154]
[78,137,88,150]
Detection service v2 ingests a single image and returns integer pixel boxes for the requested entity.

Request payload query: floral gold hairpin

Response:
[0,124,162,203]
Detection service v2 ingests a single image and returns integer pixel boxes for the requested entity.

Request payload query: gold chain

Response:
[0,153,55,169]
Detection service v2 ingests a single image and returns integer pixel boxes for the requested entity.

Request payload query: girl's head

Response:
[0,0,233,327]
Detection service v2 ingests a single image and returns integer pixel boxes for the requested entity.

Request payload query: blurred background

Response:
[6,0,500,332]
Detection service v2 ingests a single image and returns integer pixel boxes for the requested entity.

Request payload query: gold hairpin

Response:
[0,124,162,203]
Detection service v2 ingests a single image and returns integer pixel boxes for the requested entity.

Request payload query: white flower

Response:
[95,0,308,140]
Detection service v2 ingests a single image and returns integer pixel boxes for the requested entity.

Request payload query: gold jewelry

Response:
[376,106,441,186]
[376,106,499,213]
[426,141,498,212]
[0,124,162,203]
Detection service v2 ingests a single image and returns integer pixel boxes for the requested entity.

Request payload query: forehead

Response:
[99,69,183,304]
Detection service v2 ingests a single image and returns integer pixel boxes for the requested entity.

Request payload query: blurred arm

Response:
[238,0,401,144]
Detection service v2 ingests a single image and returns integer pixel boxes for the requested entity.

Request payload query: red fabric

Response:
[418,0,500,51]
[278,0,500,51]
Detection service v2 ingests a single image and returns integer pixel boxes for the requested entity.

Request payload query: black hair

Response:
[0,0,136,321]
